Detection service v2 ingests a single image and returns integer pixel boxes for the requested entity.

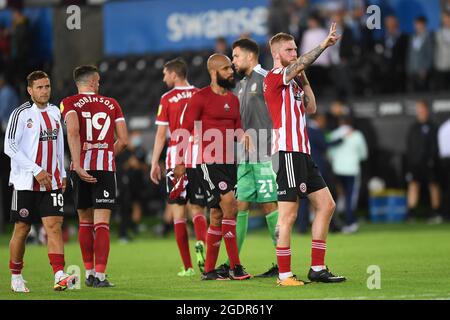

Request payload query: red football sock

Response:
[311,240,327,267]
[48,253,65,274]
[204,225,222,273]
[222,219,240,269]
[192,214,207,243]
[94,223,110,273]
[78,222,94,270]
[276,247,291,274]
[174,219,193,270]
[9,260,23,275]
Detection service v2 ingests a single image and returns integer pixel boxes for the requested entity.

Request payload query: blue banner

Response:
[104,0,269,55]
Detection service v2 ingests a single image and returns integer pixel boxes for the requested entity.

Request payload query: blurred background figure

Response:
[328,9,355,100]
[289,0,313,44]
[433,10,450,92]
[297,113,341,234]
[214,37,231,57]
[116,130,148,242]
[10,6,31,98]
[405,101,442,224]
[438,117,450,220]
[267,0,291,37]
[406,16,433,93]
[0,73,19,128]
[300,14,331,96]
[328,116,368,234]
[376,15,408,94]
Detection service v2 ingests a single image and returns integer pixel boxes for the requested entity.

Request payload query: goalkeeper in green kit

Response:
[215,38,279,278]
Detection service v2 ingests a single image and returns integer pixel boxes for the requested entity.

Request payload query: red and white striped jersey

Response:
[155,86,199,169]
[263,67,311,155]
[60,93,125,172]
[4,102,66,191]
[33,109,63,191]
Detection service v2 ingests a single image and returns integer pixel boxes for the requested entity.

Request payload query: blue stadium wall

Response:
[103,0,441,55]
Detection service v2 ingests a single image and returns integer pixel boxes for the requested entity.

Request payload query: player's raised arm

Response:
[285,22,340,83]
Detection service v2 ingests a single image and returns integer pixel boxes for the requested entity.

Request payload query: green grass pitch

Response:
[1,222,449,300]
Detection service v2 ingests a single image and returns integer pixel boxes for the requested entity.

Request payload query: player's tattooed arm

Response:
[285,45,325,83]
[285,22,340,84]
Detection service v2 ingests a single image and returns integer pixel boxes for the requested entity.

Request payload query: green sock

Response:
[265,210,279,247]
[225,210,249,266]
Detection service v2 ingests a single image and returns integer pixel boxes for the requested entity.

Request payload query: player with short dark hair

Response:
[264,26,346,286]
[5,71,77,292]
[61,65,129,288]
[174,54,251,281]
[150,58,208,277]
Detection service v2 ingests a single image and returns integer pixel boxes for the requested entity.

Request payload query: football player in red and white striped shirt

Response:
[61,65,128,288]
[5,71,77,292]
[150,58,208,277]
[263,24,346,285]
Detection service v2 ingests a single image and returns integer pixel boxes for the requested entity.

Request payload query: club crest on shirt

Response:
[26,118,33,128]
[292,82,304,102]
[250,83,257,93]
[224,103,230,112]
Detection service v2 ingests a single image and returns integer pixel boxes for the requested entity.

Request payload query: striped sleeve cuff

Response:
[33,166,43,176]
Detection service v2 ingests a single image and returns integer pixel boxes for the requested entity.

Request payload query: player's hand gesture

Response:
[74,166,97,184]
[173,164,186,181]
[150,162,162,184]
[321,22,341,48]
[35,169,53,190]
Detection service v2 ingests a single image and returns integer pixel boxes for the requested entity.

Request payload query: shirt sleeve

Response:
[180,92,203,133]
[234,96,242,130]
[155,96,169,126]
[60,98,76,123]
[265,68,288,92]
[56,113,66,179]
[4,110,43,176]
[113,99,125,123]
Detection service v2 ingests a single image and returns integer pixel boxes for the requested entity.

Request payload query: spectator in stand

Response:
[214,37,231,57]
[406,16,433,93]
[328,9,355,99]
[10,6,31,96]
[267,0,291,36]
[377,15,408,93]
[0,24,10,73]
[300,14,331,95]
[346,4,375,95]
[0,73,19,128]
[289,0,314,44]
[433,11,450,92]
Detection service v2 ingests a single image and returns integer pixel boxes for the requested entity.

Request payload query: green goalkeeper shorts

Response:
[236,161,278,203]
